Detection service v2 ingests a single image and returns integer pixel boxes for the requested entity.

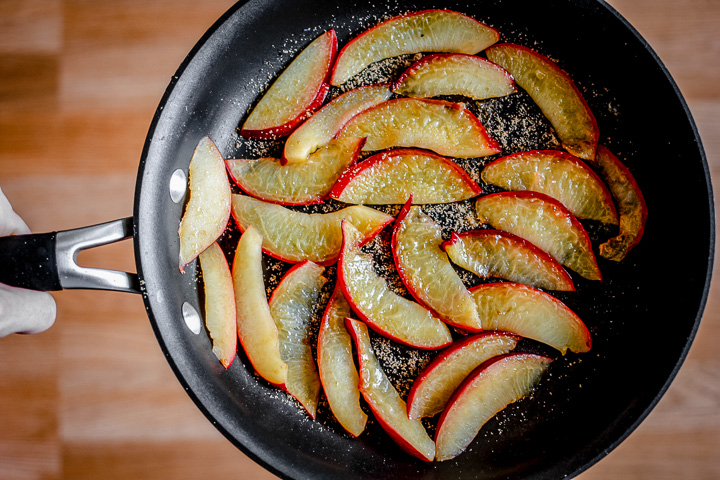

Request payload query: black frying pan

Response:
[0,0,714,478]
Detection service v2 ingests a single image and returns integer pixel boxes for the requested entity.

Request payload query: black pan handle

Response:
[0,217,140,294]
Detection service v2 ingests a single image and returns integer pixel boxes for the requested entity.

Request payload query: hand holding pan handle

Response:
[0,217,141,294]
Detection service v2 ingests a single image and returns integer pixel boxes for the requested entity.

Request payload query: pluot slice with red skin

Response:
[595,146,648,261]
[317,286,367,436]
[198,242,237,369]
[475,191,601,281]
[232,226,288,387]
[240,30,337,139]
[338,221,452,349]
[331,9,499,86]
[435,353,552,462]
[392,199,481,329]
[231,194,393,265]
[393,53,516,100]
[178,136,231,272]
[344,318,436,462]
[336,98,502,158]
[283,84,392,164]
[442,229,575,291]
[329,148,481,205]
[485,43,599,162]
[407,332,519,420]
[470,282,591,354]
[268,260,326,418]
[226,137,364,205]
[482,150,618,224]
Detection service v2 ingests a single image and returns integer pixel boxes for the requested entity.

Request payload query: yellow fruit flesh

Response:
[269,261,326,418]
[472,283,590,354]
[394,206,480,328]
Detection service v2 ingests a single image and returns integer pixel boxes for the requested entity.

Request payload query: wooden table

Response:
[1,1,718,478]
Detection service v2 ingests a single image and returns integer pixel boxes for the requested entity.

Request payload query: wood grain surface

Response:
[1,1,718,478]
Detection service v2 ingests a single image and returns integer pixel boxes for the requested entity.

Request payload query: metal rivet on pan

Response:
[169,169,187,203]
[181,302,201,334]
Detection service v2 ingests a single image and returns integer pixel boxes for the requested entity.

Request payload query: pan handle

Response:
[0,217,140,294]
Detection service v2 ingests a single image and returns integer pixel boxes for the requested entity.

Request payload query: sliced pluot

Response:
[226,137,364,205]
[392,199,480,329]
[178,136,231,272]
[317,286,367,436]
[268,260,327,418]
[475,191,601,281]
[393,53,516,100]
[329,148,481,204]
[198,242,237,369]
[470,282,591,354]
[232,226,288,386]
[231,194,393,265]
[482,150,618,224]
[240,30,337,139]
[331,9,499,86]
[595,146,648,261]
[442,229,575,291]
[283,84,392,163]
[407,332,519,420]
[336,98,501,158]
[345,318,436,462]
[485,43,598,161]
[338,221,452,349]
[435,353,551,461]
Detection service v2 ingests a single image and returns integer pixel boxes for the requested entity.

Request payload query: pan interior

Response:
[134,0,714,479]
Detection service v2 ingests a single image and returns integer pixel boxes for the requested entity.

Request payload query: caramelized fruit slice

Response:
[471,282,591,354]
[231,194,393,264]
[407,332,519,420]
[283,84,392,163]
[178,136,231,272]
[435,353,551,461]
[232,226,288,386]
[482,150,618,224]
[198,242,237,369]
[486,43,598,161]
[317,286,367,436]
[338,221,452,349]
[329,148,481,204]
[475,191,601,281]
[393,53,516,100]
[240,30,337,139]
[392,200,480,329]
[336,98,501,158]
[442,229,574,291]
[269,260,326,418]
[345,318,436,462]
[331,9,499,86]
[596,146,648,261]
[226,137,364,205]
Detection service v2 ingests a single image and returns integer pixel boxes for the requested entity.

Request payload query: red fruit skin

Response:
[484,149,618,221]
[226,137,364,206]
[477,190,601,281]
[337,221,449,350]
[343,318,433,462]
[406,331,521,416]
[330,9,499,86]
[434,352,553,441]
[485,43,599,161]
[240,30,338,140]
[334,97,502,156]
[329,148,482,201]
[229,206,393,266]
[440,228,576,291]
[391,53,516,93]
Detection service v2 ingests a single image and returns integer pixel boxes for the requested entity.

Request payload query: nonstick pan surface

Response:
[133,0,714,478]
